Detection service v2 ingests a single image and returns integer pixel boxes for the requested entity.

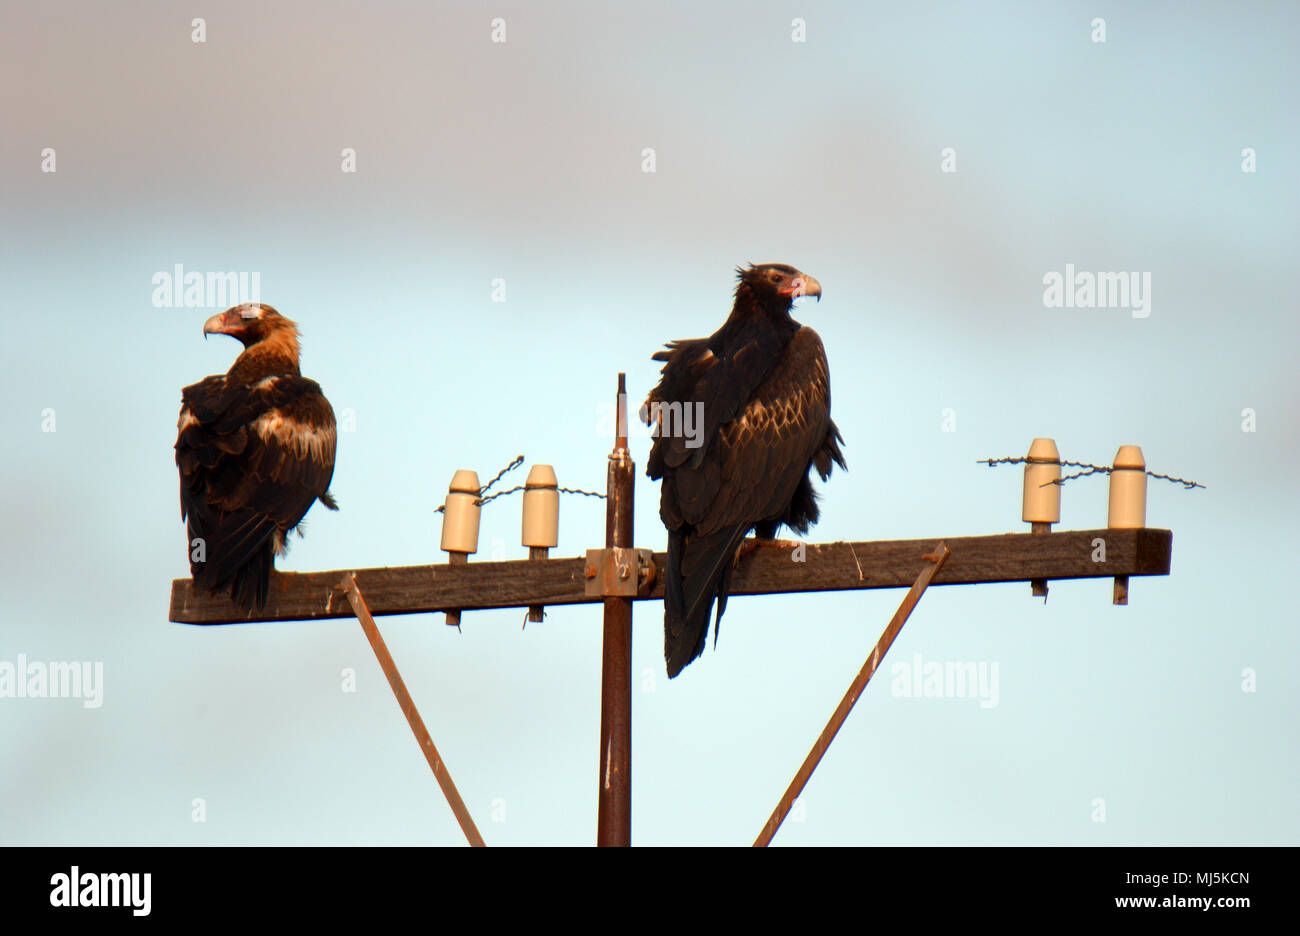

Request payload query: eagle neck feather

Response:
[228,332,301,385]
[713,289,800,356]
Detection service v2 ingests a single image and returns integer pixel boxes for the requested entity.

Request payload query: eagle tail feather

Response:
[230,541,273,612]
[664,523,750,678]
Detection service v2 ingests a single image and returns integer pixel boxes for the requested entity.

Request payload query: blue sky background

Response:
[1,1,1296,845]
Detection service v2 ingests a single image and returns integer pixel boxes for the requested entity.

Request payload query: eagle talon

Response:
[734,536,804,568]
[733,537,760,567]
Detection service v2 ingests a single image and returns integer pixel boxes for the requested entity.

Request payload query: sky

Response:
[1,0,1296,846]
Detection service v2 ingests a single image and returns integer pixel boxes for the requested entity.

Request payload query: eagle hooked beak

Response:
[202,312,223,339]
[782,274,822,302]
[203,304,260,339]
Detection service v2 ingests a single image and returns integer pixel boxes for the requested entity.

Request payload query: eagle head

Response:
[203,303,296,349]
[735,263,822,313]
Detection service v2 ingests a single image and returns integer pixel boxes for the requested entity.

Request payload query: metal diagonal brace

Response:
[754,542,951,847]
[339,572,486,847]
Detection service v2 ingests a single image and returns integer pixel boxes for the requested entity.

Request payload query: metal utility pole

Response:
[597,374,634,846]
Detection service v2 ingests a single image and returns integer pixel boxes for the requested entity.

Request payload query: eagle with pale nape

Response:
[176,303,337,613]
[643,263,846,677]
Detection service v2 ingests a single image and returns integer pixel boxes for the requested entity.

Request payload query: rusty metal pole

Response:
[754,543,951,847]
[597,373,634,846]
[339,573,486,846]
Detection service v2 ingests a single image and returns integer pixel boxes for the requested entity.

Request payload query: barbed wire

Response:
[477,484,607,506]
[480,455,525,497]
[435,454,608,512]
[979,456,1205,490]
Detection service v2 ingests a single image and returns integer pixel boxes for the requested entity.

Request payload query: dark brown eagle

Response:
[176,303,338,612]
[644,263,845,677]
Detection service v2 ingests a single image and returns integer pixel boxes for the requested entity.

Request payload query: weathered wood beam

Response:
[169,528,1172,625]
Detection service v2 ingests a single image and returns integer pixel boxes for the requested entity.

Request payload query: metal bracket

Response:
[584,547,657,598]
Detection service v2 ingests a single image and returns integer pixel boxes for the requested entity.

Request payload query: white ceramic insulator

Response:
[440,469,481,554]
[522,464,559,548]
[1108,445,1147,529]
[1022,437,1061,524]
